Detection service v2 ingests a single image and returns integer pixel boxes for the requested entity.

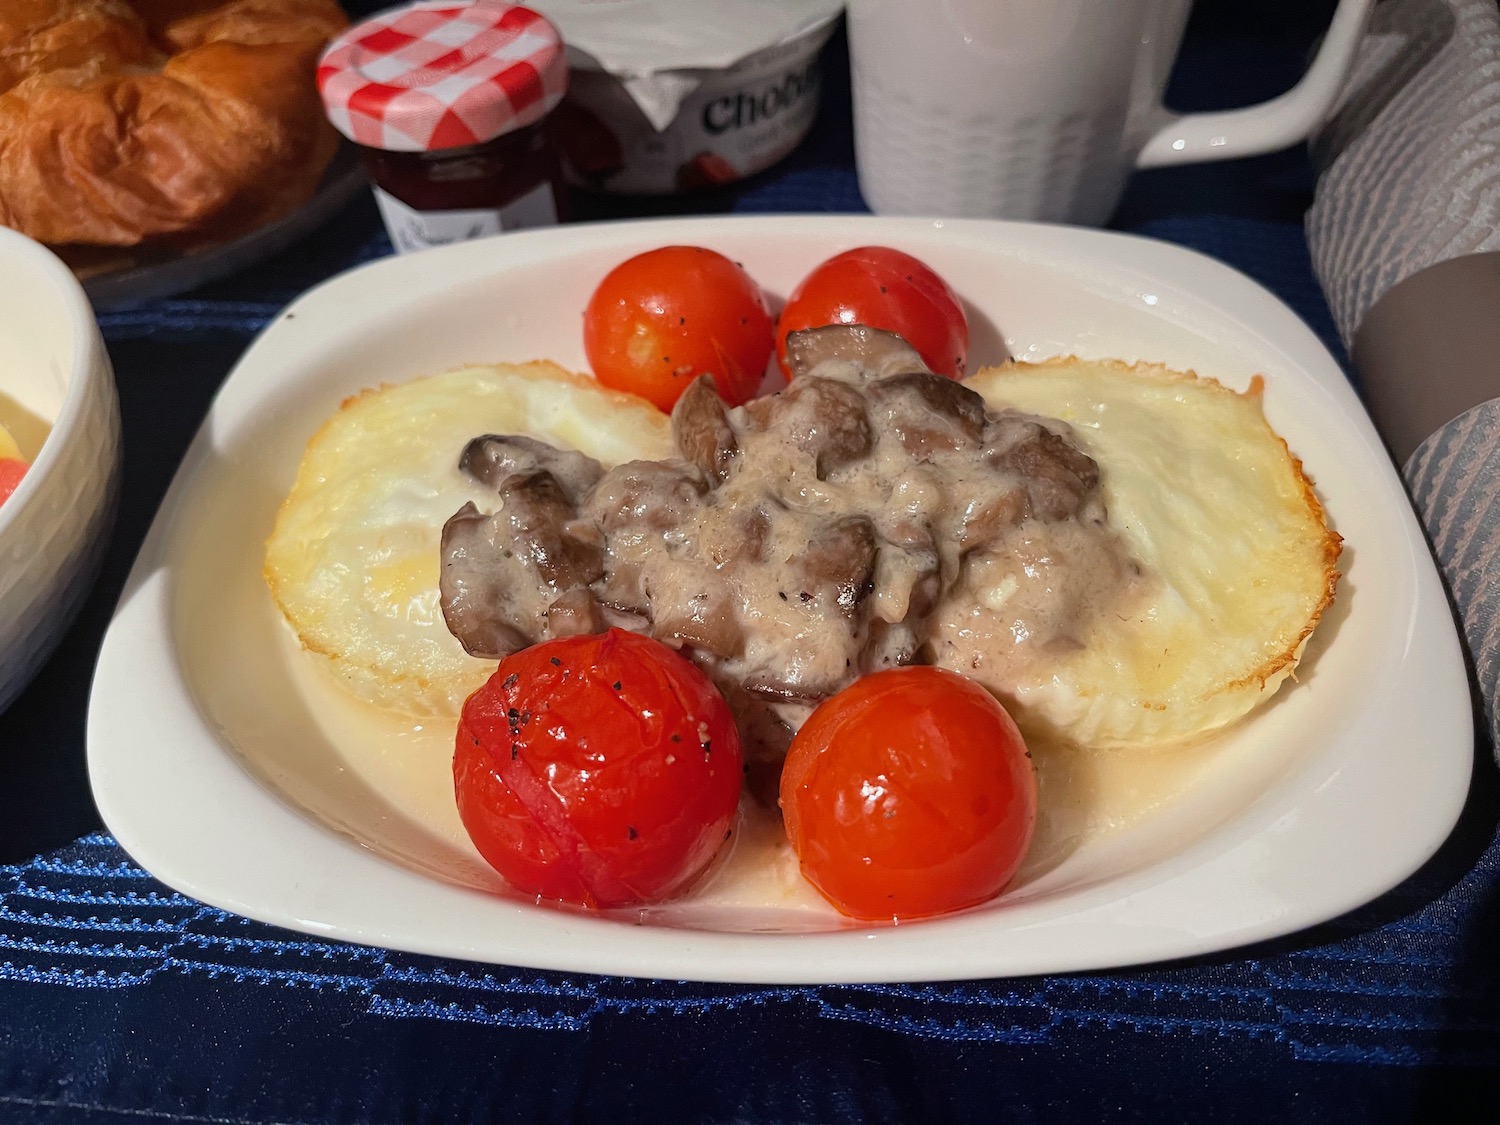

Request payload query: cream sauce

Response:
[615,368,1148,708]
[443,353,1151,767]
[272,617,1223,927]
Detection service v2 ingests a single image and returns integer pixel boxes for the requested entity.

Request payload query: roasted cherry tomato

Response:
[775,246,969,379]
[583,245,775,411]
[0,458,26,506]
[779,666,1036,922]
[454,629,743,908]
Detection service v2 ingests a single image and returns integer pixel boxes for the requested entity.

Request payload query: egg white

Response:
[962,357,1341,748]
[264,361,673,715]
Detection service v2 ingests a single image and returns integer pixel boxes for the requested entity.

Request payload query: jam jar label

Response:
[373,184,558,254]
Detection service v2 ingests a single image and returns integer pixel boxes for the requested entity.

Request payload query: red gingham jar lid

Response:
[317,1,567,152]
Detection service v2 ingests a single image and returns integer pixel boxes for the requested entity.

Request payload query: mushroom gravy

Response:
[438,326,1151,767]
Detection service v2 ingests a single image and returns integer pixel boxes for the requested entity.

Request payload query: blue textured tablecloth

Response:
[2,4,1497,1121]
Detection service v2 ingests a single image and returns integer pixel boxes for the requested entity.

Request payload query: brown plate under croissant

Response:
[0,0,348,275]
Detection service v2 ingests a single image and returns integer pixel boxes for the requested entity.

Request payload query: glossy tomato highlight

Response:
[775,246,969,379]
[583,245,775,411]
[0,459,26,506]
[780,666,1036,921]
[454,629,743,908]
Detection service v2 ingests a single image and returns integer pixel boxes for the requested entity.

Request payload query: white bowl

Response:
[0,227,122,714]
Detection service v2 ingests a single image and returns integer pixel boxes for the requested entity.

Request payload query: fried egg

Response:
[267,355,1339,751]
[264,361,672,715]
[960,357,1341,748]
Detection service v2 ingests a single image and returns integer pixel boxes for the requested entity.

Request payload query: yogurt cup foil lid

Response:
[527,0,844,130]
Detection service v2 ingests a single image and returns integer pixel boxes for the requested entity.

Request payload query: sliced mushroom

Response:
[437,470,604,659]
[671,375,739,484]
[957,486,1028,551]
[865,370,987,458]
[582,459,708,534]
[782,323,929,381]
[439,502,535,659]
[868,371,986,434]
[983,412,1101,521]
[545,586,605,638]
[743,375,872,478]
[651,581,745,659]
[595,558,649,616]
[458,433,603,500]
[701,504,772,568]
[497,471,606,588]
[796,515,877,615]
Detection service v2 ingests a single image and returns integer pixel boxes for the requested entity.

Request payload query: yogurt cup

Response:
[533,1,843,194]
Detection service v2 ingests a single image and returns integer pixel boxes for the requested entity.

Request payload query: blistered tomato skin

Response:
[583,245,775,411]
[454,629,744,908]
[779,666,1036,922]
[775,246,970,380]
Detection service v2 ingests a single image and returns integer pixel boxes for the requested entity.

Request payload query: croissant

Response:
[0,0,347,250]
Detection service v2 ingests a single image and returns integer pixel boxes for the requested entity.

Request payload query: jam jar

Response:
[317,1,569,254]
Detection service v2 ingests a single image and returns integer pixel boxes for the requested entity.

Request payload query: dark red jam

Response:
[359,118,567,221]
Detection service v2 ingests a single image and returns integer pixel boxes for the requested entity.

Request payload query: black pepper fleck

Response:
[628,826,638,840]
[549,656,561,666]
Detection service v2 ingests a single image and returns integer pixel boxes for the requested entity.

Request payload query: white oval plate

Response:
[86,215,1472,984]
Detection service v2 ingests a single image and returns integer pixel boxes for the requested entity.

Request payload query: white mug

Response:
[849,0,1375,225]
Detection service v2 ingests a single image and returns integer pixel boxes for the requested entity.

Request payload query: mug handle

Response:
[1136,0,1374,168]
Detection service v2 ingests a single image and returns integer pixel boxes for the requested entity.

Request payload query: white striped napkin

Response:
[1308,0,1500,758]
[1306,0,1500,349]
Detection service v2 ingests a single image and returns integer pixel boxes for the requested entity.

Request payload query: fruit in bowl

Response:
[0,226,122,713]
